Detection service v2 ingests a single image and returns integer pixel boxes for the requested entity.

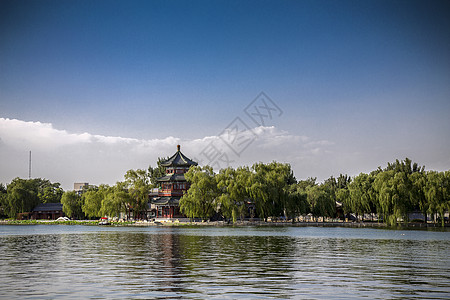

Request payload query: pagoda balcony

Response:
[159,189,185,197]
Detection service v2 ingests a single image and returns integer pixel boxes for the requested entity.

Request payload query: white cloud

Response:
[0,117,336,189]
[3,116,448,190]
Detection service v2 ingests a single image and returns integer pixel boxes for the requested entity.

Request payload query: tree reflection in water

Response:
[0,226,449,299]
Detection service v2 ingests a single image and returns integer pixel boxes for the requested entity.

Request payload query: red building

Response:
[152,145,197,219]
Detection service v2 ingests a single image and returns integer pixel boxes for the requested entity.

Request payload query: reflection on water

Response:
[0,226,449,299]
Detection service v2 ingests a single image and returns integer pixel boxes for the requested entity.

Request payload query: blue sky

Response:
[1,0,449,189]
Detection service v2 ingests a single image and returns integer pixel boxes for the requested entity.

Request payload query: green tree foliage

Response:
[306,184,335,221]
[347,173,374,220]
[100,182,130,218]
[410,172,427,222]
[2,157,448,226]
[82,185,108,218]
[148,157,168,187]
[35,179,64,203]
[82,169,152,220]
[336,188,350,215]
[125,169,151,219]
[297,177,317,190]
[385,158,425,174]
[216,166,252,223]
[183,162,309,222]
[424,171,450,226]
[180,165,218,220]
[2,178,64,218]
[5,178,39,217]
[336,174,351,190]
[373,158,426,225]
[0,183,8,217]
[286,183,309,218]
[375,170,415,225]
[61,191,84,219]
[0,184,6,194]
[248,162,296,221]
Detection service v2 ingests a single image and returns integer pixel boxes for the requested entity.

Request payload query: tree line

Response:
[0,178,64,218]
[1,158,449,226]
[180,158,449,226]
[0,160,166,220]
[59,163,167,220]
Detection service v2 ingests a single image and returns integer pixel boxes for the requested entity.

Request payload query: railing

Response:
[159,189,184,196]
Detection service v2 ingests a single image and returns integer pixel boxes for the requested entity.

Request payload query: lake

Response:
[0,225,449,299]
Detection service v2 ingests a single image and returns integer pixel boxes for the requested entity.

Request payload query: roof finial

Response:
[177,144,180,151]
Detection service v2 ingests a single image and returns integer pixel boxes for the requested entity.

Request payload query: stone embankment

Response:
[1,219,448,228]
[134,220,448,228]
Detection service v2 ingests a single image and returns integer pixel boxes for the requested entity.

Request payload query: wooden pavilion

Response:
[151,145,197,219]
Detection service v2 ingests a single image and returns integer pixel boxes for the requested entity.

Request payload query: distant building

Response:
[151,145,198,219]
[31,203,64,220]
[74,182,89,195]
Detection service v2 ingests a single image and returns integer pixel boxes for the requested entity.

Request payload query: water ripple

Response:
[0,226,449,299]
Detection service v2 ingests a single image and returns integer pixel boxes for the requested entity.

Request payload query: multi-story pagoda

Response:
[152,145,198,219]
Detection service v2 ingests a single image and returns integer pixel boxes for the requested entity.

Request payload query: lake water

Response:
[0,225,449,299]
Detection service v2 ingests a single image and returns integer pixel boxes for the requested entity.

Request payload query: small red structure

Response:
[151,145,197,219]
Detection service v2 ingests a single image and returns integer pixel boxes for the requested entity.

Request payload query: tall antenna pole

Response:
[29,151,32,179]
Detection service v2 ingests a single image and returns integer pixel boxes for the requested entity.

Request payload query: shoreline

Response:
[1,219,448,229]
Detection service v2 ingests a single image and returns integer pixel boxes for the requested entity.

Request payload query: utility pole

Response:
[29,151,32,179]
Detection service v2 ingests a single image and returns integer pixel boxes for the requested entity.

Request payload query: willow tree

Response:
[373,171,396,225]
[372,158,427,225]
[286,183,309,219]
[410,171,428,222]
[336,187,350,216]
[249,162,296,221]
[125,169,151,219]
[306,184,335,221]
[6,178,39,218]
[373,170,413,225]
[61,191,84,219]
[0,184,7,218]
[100,182,130,219]
[347,173,375,221]
[425,171,450,226]
[216,166,251,223]
[82,185,109,218]
[180,165,218,220]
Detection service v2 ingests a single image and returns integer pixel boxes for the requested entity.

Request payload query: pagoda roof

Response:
[157,174,187,182]
[160,145,198,167]
[152,197,180,206]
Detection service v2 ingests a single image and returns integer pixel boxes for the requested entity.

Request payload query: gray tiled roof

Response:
[32,203,63,212]
[157,174,186,182]
[152,197,180,206]
[160,145,198,167]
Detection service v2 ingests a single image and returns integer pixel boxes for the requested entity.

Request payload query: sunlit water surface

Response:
[0,225,449,299]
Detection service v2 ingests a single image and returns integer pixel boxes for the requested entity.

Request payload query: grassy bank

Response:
[1,219,448,229]
[0,219,99,225]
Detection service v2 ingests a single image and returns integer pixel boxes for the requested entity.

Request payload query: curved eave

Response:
[156,174,187,182]
[160,151,198,167]
[152,197,180,206]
